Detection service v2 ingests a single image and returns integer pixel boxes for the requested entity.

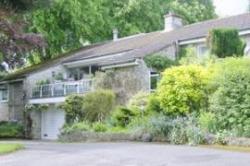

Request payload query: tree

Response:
[207,28,246,58]
[27,0,216,63]
[0,0,49,70]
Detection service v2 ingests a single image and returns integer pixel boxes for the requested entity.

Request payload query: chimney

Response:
[113,28,118,41]
[164,12,183,32]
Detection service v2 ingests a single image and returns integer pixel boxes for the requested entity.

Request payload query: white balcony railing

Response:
[31,79,93,99]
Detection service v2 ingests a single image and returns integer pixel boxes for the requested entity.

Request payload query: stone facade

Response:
[0,102,9,121]
[95,59,151,105]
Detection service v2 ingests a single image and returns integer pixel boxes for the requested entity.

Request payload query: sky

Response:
[213,0,249,17]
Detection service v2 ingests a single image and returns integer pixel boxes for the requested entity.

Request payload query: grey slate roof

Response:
[2,13,250,81]
[64,13,250,63]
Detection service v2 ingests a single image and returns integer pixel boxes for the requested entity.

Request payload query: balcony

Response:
[31,79,93,99]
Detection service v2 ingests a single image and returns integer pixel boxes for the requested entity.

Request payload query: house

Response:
[1,13,250,140]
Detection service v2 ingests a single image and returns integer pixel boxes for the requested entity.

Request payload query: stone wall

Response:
[0,102,9,121]
[8,82,25,123]
[95,59,151,105]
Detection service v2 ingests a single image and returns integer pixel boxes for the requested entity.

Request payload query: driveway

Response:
[0,141,250,166]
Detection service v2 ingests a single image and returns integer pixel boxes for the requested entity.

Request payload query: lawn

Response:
[0,143,24,155]
[201,145,250,153]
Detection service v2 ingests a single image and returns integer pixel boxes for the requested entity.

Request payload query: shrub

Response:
[209,58,250,137]
[157,65,210,116]
[198,112,217,133]
[60,95,85,124]
[61,121,91,134]
[146,94,163,113]
[128,92,150,115]
[92,122,108,132]
[0,121,23,138]
[83,89,116,122]
[61,90,116,123]
[207,28,246,58]
[179,46,217,66]
[111,107,138,127]
[144,54,176,72]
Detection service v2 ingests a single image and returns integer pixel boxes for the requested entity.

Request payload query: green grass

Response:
[201,145,250,153]
[0,143,24,155]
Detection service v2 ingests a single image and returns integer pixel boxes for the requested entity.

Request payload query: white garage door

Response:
[41,109,65,140]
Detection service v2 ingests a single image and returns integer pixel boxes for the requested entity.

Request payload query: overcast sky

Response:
[214,0,249,17]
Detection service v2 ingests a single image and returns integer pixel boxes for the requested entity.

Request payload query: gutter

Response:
[179,29,250,46]
[0,78,24,85]
[101,60,139,70]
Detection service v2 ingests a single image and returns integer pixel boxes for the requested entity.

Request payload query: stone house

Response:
[1,13,250,140]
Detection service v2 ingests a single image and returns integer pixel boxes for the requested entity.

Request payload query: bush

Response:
[209,58,250,137]
[146,94,163,113]
[61,121,91,134]
[198,112,217,133]
[207,28,246,58]
[157,65,210,116]
[60,95,85,124]
[111,107,138,127]
[179,46,217,66]
[61,89,116,123]
[128,92,150,115]
[83,89,116,122]
[0,121,23,138]
[144,54,176,72]
[92,122,108,132]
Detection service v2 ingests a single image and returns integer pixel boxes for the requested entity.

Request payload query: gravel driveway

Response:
[0,141,250,166]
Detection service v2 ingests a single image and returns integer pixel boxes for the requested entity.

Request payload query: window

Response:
[197,45,208,57]
[0,85,8,102]
[150,72,160,92]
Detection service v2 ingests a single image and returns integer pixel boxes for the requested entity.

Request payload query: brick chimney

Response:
[164,12,183,32]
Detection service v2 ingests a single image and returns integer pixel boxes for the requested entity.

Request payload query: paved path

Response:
[0,141,250,166]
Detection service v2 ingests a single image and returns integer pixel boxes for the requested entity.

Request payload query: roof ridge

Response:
[181,12,250,30]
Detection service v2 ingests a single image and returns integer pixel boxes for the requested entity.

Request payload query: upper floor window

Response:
[0,85,8,102]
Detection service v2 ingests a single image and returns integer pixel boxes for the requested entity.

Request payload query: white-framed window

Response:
[197,44,208,57]
[0,85,8,102]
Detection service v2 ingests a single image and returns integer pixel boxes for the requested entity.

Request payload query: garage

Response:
[41,107,65,140]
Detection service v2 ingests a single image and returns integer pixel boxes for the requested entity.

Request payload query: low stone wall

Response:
[226,137,250,147]
[59,132,135,142]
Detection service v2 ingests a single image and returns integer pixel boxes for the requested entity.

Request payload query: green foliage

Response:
[83,90,116,122]
[111,107,138,127]
[209,58,250,137]
[61,90,115,123]
[61,121,91,134]
[198,112,217,133]
[0,121,23,138]
[208,28,246,58]
[92,122,108,133]
[169,0,216,24]
[24,104,49,112]
[128,92,150,115]
[157,65,210,115]
[144,54,176,72]
[26,0,216,63]
[146,94,163,113]
[179,46,217,66]
[59,95,85,124]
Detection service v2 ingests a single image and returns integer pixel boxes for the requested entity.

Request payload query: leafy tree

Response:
[169,0,216,24]
[0,0,48,70]
[207,28,246,58]
[27,0,216,63]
